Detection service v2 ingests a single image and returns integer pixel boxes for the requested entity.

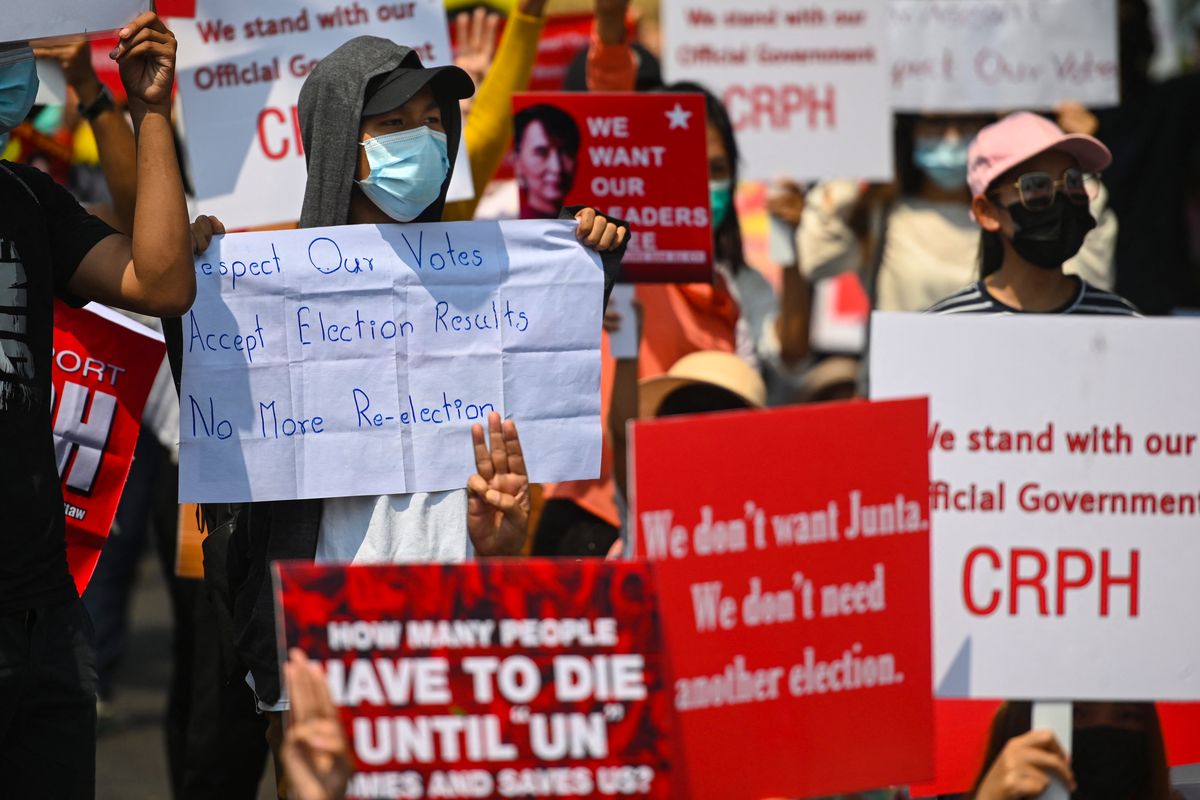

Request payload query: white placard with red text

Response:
[870,313,1200,700]
[661,0,892,182]
[2,0,148,43]
[889,0,1119,112]
[170,0,472,230]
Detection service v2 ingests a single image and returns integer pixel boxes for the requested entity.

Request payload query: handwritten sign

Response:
[630,399,934,798]
[274,560,673,799]
[53,302,165,593]
[661,0,892,181]
[2,0,147,43]
[179,219,603,503]
[871,314,1200,700]
[170,0,472,229]
[889,0,1119,112]
[511,93,712,282]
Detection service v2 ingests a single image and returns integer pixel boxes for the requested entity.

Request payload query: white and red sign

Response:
[661,0,892,182]
[511,93,712,282]
[170,0,471,230]
[53,302,164,593]
[871,313,1200,700]
[889,0,1120,112]
[630,398,934,798]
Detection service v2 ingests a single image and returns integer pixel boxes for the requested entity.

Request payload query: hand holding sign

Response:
[974,728,1076,799]
[466,414,530,557]
[112,12,177,112]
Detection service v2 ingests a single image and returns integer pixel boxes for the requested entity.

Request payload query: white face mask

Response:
[0,45,39,136]
[356,126,449,222]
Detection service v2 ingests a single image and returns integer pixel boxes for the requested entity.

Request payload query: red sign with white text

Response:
[511,93,712,282]
[630,398,935,798]
[53,302,164,593]
[274,560,673,800]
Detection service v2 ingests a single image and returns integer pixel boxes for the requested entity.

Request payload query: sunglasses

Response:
[991,167,1100,211]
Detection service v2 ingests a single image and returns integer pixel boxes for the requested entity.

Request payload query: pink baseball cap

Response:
[966,111,1112,198]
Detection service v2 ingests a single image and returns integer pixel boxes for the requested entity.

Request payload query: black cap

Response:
[362,61,475,116]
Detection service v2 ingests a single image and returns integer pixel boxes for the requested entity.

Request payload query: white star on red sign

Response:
[665,103,692,130]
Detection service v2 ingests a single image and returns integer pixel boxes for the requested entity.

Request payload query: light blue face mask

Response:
[913,134,970,192]
[0,46,39,137]
[357,126,449,222]
[709,179,733,230]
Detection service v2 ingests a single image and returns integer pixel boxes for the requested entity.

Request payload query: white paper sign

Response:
[179,219,603,503]
[170,0,472,230]
[889,0,1120,112]
[871,313,1200,701]
[2,0,147,43]
[661,0,893,181]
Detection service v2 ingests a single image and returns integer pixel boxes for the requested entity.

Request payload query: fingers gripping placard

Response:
[179,219,603,503]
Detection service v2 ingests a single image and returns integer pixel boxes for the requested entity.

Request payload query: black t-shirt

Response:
[0,161,117,611]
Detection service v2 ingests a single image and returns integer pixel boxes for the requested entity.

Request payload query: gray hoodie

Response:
[233,38,473,707]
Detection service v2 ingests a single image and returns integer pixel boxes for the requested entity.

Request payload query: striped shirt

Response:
[927,279,1140,316]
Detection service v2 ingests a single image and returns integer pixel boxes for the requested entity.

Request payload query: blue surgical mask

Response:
[0,46,39,136]
[913,134,969,192]
[710,179,733,229]
[357,126,449,222]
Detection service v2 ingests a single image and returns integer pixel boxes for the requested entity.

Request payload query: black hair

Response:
[513,104,581,153]
[657,384,750,417]
[657,81,747,274]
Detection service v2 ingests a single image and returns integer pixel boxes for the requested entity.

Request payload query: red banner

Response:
[274,560,673,800]
[630,398,935,798]
[53,302,164,593]
[510,93,712,282]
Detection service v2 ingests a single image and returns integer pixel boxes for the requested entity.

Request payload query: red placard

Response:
[510,93,712,282]
[274,560,673,800]
[53,302,165,593]
[630,398,935,798]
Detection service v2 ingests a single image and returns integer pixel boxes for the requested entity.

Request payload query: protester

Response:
[0,13,195,796]
[927,112,1138,316]
[181,40,629,793]
[800,111,1117,318]
[969,701,1175,800]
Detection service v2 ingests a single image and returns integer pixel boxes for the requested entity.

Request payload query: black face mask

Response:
[1006,195,1096,269]
[1071,726,1150,800]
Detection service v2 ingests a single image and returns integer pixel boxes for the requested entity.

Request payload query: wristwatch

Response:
[78,84,115,122]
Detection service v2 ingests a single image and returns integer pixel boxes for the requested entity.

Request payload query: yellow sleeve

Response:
[443,10,546,222]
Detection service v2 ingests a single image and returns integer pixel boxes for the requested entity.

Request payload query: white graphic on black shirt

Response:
[0,238,35,411]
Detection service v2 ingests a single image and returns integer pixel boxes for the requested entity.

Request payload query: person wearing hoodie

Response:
[181,36,629,777]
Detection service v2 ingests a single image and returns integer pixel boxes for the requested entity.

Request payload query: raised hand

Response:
[110,12,177,111]
[453,7,502,90]
[282,649,353,800]
[466,412,530,556]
